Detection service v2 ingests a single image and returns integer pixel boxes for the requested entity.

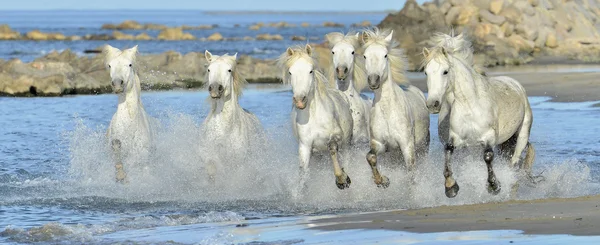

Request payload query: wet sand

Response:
[409,65,600,103]
[313,195,600,236]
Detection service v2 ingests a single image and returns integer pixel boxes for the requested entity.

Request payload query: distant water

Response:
[0,85,599,243]
[0,10,387,61]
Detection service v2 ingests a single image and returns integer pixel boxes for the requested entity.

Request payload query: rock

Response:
[157,28,195,40]
[449,0,469,6]
[249,24,261,30]
[135,33,153,40]
[323,21,344,27]
[206,32,224,41]
[440,1,452,14]
[68,36,82,41]
[256,34,283,41]
[499,5,523,24]
[514,1,536,16]
[515,22,538,40]
[144,23,168,30]
[243,36,254,41]
[0,24,21,40]
[25,30,66,41]
[351,20,372,27]
[479,9,506,24]
[500,22,514,36]
[508,34,535,52]
[269,22,294,28]
[529,0,539,7]
[234,24,240,28]
[116,20,143,30]
[455,5,479,25]
[301,22,310,27]
[291,35,306,41]
[471,0,490,9]
[545,32,558,48]
[84,34,114,41]
[101,24,117,29]
[489,0,504,15]
[474,23,494,38]
[182,24,216,30]
[112,31,134,40]
[539,0,554,10]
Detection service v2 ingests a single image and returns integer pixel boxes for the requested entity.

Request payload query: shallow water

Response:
[0,85,599,244]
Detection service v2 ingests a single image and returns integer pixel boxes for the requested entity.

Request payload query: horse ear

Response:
[360,32,369,45]
[422,47,430,57]
[103,44,121,67]
[286,47,294,56]
[384,30,394,43]
[305,44,313,56]
[205,50,213,62]
[233,52,238,59]
[130,45,138,54]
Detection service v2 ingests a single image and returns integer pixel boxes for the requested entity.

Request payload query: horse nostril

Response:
[434,101,440,107]
[218,85,224,92]
[208,86,213,91]
[302,96,306,101]
[120,80,124,85]
[344,67,348,73]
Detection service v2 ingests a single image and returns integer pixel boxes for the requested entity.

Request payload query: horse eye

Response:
[208,69,210,72]
[443,70,448,75]
[363,55,366,59]
[128,64,132,67]
[351,51,355,55]
[384,54,388,58]
[289,71,292,75]
[424,72,427,76]
[332,51,335,54]
[108,65,111,68]
[310,70,313,74]
[228,69,232,73]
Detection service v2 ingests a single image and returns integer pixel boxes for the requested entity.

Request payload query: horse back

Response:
[488,76,530,142]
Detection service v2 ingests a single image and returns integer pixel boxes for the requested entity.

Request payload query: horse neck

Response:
[118,73,143,113]
[374,64,404,101]
[450,57,489,103]
[342,68,360,96]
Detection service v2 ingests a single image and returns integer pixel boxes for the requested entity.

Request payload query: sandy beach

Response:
[313,195,600,236]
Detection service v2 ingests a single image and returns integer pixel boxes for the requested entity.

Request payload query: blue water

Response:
[0,84,599,244]
[0,10,386,61]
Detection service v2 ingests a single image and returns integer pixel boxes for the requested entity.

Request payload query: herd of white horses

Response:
[102,28,538,198]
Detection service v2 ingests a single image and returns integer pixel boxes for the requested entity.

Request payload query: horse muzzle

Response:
[336,66,349,81]
[426,99,441,114]
[293,96,307,110]
[209,84,224,99]
[112,79,124,94]
[368,74,381,90]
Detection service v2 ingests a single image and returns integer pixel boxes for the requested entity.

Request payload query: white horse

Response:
[325,31,372,144]
[278,44,354,189]
[422,32,535,198]
[362,29,430,188]
[104,45,154,183]
[202,51,263,180]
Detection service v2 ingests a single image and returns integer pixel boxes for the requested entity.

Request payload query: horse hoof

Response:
[445,182,460,198]
[488,181,501,195]
[336,176,351,190]
[376,176,390,188]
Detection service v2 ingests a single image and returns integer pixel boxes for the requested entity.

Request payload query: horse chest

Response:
[370,102,406,147]
[449,107,496,145]
[109,108,150,148]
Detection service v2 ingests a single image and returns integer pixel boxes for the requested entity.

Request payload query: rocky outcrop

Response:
[323,21,344,27]
[157,28,196,40]
[256,34,284,41]
[0,49,282,96]
[379,0,600,69]
[0,25,20,40]
[25,30,67,41]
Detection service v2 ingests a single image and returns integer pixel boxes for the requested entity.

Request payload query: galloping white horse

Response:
[202,51,263,180]
[104,45,154,183]
[278,44,354,189]
[422,32,535,198]
[325,32,372,144]
[361,29,430,188]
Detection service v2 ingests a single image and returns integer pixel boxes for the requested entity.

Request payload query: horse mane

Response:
[205,54,247,98]
[362,28,410,86]
[277,46,329,96]
[425,31,486,75]
[325,31,368,92]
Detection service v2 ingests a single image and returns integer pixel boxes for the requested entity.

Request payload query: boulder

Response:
[455,5,479,25]
[25,30,66,41]
[157,28,195,40]
[479,9,506,24]
[256,34,283,41]
[545,32,558,48]
[0,24,21,40]
[112,31,134,40]
[529,0,539,7]
[135,33,153,40]
[351,20,372,27]
[440,1,452,14]
[144,23,168,30]
[291,35,306,41]
[508,34,535,52]
[449,0,469,6]
[499,5,523,24]
[515,21,538,40]
[514,1,536,16]
[445,7,462,25]
[206,32,224,41]
[489,0,504,15]
[323,21,344,27]
[84,34,114,40]
[243,36,254,41]
[301,22,310,27]
[249,24,261,30]
[116,20,143,30]
[500,22,514,36]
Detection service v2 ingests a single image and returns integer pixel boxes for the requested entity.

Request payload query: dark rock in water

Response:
[84,34,115,41]
[84,50,102,54]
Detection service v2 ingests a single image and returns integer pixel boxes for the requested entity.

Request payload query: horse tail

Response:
[523,142,535,172]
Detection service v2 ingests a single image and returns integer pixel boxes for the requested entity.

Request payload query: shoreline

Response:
[312,194,600,236]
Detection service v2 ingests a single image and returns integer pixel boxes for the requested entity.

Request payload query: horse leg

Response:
[111,139,127,183]
[444,143,459,198]
[329,140,350,189]
[206,158,217,184]
[298,143,311,191]
[484,146,501,195]
[366,140,389,188]
[400,137,417,188]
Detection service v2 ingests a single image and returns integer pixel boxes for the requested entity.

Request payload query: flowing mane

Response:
[424,31,486,75]
[362,28,409,86]
[205,54,247,98]
[325,31,368,92]
[277,46,329,96]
